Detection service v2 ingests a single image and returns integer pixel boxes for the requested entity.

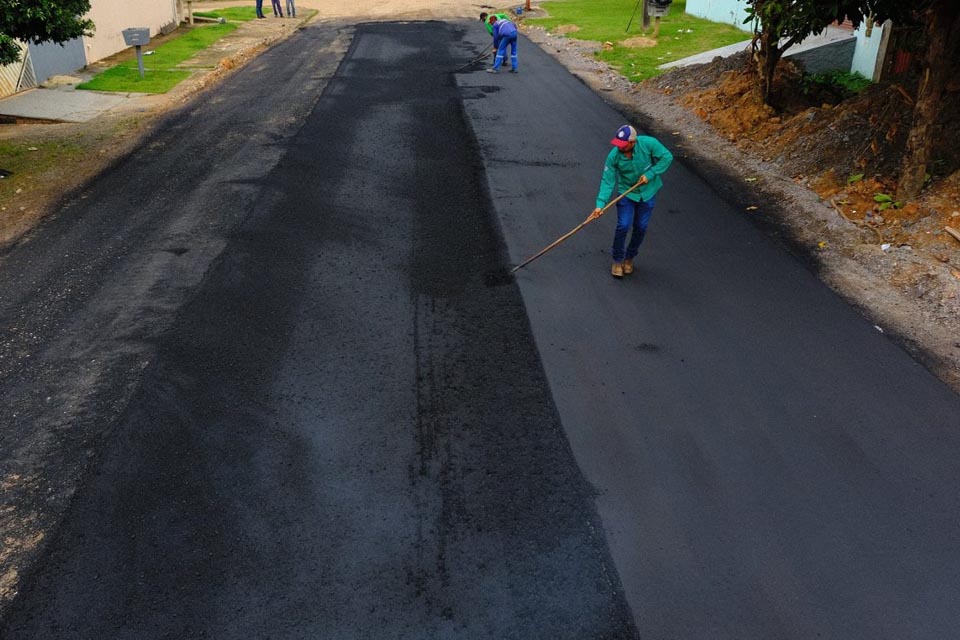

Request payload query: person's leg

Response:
[256,0,264,18]
[625,196,656,259]
[612,198,635,264]
[508,35,518,71]
[492,38,509,71]
[287,0,295,17]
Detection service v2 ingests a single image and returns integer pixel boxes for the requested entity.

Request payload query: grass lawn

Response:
[77,23,238,94]
[194,7,258,22]
[528,0,751,82]
[0,140,84,200]
[77,67,193,93]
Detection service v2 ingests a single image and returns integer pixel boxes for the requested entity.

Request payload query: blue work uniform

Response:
[492,19,518,72]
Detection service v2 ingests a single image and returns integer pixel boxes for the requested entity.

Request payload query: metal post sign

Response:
[122,28,151,78]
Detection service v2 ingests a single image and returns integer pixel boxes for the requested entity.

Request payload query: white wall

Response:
[82,0,179,64]
[851,19,891,81]
[685,0,752,32]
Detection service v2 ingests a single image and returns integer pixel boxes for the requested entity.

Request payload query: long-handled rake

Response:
[451,43,494,73]
[510,181,644,274]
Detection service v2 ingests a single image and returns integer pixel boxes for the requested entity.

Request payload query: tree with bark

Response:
[743,1,958,201]
[743,0,871,103]
[895,0,960,200]
[0,0,94,67]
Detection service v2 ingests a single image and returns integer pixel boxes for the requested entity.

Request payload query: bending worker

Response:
[486,15,519,74]
[479,11,510,35]
[590,125,673,278]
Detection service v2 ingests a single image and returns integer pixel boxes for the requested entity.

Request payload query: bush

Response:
[804,70,872,97]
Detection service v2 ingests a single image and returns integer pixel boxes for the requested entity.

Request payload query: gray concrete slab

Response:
[0,87,130,122]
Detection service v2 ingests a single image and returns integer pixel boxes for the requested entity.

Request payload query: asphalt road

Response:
[2,18,960,640]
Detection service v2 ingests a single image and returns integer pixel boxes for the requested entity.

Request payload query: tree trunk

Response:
[896,1,960,201]
[754,29,783,104]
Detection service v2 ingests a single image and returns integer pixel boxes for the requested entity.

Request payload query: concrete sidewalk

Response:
[0,87,133,123]
[660,25,855,70]
[0,10,310,124]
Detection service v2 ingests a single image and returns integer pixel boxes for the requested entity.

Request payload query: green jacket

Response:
[484,13,511,35]
[595,136,673,208]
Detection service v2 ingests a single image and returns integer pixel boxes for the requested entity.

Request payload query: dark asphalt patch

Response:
[2,21,638,639]
[0,21,350,630]
[482,267,514,287]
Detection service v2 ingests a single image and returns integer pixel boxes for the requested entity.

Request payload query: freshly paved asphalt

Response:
[1,18,959,640]
[458,24,960,640]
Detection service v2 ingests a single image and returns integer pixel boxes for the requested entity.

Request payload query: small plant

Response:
[802,70,871,98]
[847,173,864,184]
[873,193,903,211]
[826,71,871,93]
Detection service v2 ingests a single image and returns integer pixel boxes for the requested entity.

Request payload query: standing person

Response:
[285,0,296,17]
[590,125,673,278]
[271,0,283,17]
[255,0,265,18]
[486,15,518,74]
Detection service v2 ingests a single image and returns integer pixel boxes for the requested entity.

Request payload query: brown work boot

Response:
[611,262,624,278]
[622,259,634,275]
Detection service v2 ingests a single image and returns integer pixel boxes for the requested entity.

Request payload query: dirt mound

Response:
[555,24,580,34]
[622,36,657,48]
[663,51,960,229]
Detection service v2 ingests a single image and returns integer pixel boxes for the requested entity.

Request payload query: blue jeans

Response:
[612,196,656,262]
[256,0,264,17]
[492,35,518,71]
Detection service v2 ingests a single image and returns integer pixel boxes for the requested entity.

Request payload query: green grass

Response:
[0,140,84,200]
[807,70,872,94]
[77,67,193,93]
[194,7,258,22]
[77,23,238,93]
[529,0,751,82]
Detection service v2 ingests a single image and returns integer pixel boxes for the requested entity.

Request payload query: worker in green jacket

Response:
[479,11,511,35]
[590,124,673,279]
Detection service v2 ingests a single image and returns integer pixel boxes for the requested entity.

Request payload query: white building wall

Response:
[851,19,891,81]
[82,0,179,64]
[685,0,752,32]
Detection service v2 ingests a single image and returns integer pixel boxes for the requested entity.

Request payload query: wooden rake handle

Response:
[452,43,494,73]
[510,181,644,274]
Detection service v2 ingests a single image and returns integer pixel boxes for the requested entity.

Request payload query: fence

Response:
[0,41,38,98]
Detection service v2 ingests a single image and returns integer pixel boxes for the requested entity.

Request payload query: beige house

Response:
[82,0,181,65]
[0,0,181,98]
